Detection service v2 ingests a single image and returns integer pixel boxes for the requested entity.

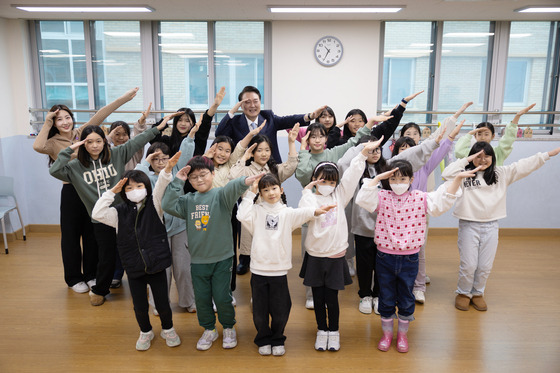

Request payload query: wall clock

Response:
[314,36,343,67]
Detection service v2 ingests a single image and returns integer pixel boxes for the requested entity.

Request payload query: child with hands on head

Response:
[229,124,300,275]
[161,155,263,352]
[443,142,560,312]
[298,139,384,352]
[236,173,335,356]
[91,152,184,351]
[355,160,477,353]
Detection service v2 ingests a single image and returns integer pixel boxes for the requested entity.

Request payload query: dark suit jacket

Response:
[215,110,307,163]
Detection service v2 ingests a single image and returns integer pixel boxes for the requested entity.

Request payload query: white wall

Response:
[271,21,380,118]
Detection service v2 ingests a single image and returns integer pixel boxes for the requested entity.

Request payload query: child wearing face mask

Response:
[298,139,383,352]
[356,160,474,353]
[442,142,560,312]
[229,126,300,275]
[236,174,335,356]
[92,159,183,351]
[454,103,535,166]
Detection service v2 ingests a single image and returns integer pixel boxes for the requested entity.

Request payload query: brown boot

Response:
[471,295,487,311]
[89,291,105,306]
[455,294,470,311]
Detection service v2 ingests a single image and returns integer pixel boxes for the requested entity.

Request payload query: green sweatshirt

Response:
[295,124,370,187]
[454,121,518,166]
[162,176,248,264]
[49,127,160,217]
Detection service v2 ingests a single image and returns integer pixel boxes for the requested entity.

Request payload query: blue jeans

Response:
[376,251,419,321]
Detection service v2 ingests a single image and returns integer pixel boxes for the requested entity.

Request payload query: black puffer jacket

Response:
[115,197,171,279]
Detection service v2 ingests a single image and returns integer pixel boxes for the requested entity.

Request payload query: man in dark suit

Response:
[215,85,325,163]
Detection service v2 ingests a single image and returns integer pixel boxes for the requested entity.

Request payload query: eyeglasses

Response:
[152,157,169,164]
[188,171,210,181]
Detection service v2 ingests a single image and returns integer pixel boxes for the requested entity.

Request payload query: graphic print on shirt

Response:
[463,177,482,190]
[191,204,210,231]
[265,214,279,230]
[82,164,117,191]
[320,207,337,228]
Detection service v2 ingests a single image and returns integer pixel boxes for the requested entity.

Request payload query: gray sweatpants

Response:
[456,219,499,297]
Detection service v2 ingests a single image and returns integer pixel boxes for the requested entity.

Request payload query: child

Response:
[454,103,535,166]
[337,127,446,314]
[32,88,138,294]
[161,155,262,351]
[150,87,225,157]
[355,160,474,353]
[92,156,183,351]
[136,118,200,314]
[392,103,471,304]
[443,142,560,311]
[237,174,334,356]
[298,139,383,352]
[295,112,392,309]
[49,114,171,306]
[229,125,299,275]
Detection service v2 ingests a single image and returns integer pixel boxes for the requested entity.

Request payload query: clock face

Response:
[314,36,343,67]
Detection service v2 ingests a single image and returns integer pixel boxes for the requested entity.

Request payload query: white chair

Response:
[0,176,26,254]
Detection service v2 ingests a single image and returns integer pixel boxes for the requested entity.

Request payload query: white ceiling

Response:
[1,0,560,21]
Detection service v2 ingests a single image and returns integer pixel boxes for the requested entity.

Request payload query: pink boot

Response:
[378,331,393,351]
[377,318,393,352]
[396,319,409,353]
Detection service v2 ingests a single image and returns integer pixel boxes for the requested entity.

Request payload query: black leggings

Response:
[129,270,173,332]
[312,286,340,331]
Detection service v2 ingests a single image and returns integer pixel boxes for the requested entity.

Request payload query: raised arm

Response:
[91,178,126,228]
[32,109,59,156]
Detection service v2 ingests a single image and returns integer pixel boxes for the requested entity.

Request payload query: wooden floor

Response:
[1,232,559,373]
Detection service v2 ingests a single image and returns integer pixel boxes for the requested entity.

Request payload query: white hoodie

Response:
[237,191,316,276]
[442,152,550,222]
[299,152,367,257]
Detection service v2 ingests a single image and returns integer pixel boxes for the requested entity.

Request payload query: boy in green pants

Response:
[162,155,262,351]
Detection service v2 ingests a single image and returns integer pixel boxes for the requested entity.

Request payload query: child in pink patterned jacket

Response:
[355,159,476,354]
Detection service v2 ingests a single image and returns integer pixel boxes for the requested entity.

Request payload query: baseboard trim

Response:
[4,225,559,242]
[4,225,59,241]
[429,228,560,237]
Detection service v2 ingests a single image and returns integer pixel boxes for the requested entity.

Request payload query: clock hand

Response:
[323,49,330,61]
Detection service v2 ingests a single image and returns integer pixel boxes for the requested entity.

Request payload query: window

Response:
[439,21,493,124]
[214,22,265,109]
[382,22,431,124]
[159,22,209,110]
[37,21,89,122]
[91,21,143,122]
[502,22,556,126]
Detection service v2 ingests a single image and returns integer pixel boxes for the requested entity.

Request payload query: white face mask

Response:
[126,188,147,203]
[317,185,335,196]
[390,183,410,195]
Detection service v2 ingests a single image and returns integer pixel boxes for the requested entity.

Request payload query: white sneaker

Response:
[305,298,314,310]
[197,329,218,351]
[70,281,89,293]
[425,275,431,284]
[372,297,380,315]
[413,290,425,304]
[186,304,197,313]
[161,327,181,347]
[231,295,237,307]
[328,331,340,351]
[272,345,285,356]
[347,258,356,277]
[315,330,328,351]
[359,296,373,314]
[258,345,271,355]
[136,330,154,351]
[212,299,217,313]
[222,327,237,349]
[87,279,96,290]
